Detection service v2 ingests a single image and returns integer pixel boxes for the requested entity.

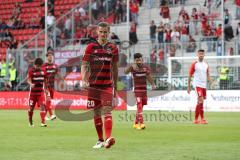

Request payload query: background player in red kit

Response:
[27,58,47,127]
[81,22,118,149]
[125,53,156,130]
[188,49,213,124]
[42,48,61,121]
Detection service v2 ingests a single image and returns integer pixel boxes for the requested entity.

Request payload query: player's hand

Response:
[152,84,156,90]
[81,81,89,90]
[132,64,139,71]
[187,86,191,94]
[210,81,215,90]
[30,83,35,88]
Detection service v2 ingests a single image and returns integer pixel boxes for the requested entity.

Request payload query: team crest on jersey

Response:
[106,48,112,54]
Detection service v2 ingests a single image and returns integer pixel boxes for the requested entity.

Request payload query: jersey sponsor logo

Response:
[135,73,146,77]
[94,57,112,61]
[33,77,44,80]
[33,71,44,75]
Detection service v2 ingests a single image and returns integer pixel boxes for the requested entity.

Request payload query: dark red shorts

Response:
[195,87,206,99]
[29,92,46,108]
[47,88,54,99]
[87,87,113,109]
[135,92,147,105]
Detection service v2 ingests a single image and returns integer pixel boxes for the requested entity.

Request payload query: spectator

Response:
[0,59,6,78]
[191,8,199,35]
[158,48,164,64]
[46,12,56,27]
[215,24,222,40]
[12,2,21,19]
[157,24,164,48]
[91,0,98,22]
[129,21,138,45]
[150,48,157,64]
[160,2,170,24]
[149,20,157,44]
[28,17,39,29]
[236,22,240,38]
[0,19,8,30]
[224,9,232,25]
[180,24,189,44]
[64,15,72,39]
[186,35,196,52]
[48,0,54,14]
[7,18,15,29]
[110,32,120,45]
[40,16,45,29]
[165,27,172,44]
[114,0,123,24]
[236,0,240,20]
[9,63,18,91]
[130,1,139,24]
[171,28,180,44]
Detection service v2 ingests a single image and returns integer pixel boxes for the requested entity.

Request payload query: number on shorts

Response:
[87,100,95,107]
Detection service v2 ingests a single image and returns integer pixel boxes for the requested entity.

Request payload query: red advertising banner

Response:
[0,92,127,110]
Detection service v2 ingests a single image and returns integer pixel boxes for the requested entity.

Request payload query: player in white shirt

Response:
[187,49,213,124]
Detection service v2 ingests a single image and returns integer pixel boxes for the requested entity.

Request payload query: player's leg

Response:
[134,96,143,129]
[102,87,115,149]
[38,93,47,127]
[200,88,208,124]
[45,88,56,120]
[92,105,104,149]
[28,96,36,127]
[139,96,147,129]
[194,87,202,124]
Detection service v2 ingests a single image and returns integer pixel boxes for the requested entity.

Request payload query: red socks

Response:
[40,111,46,124]
[28,111,33,124]
[195,103,204,120]
[104,113,112,139]
[199,103,204,120]
[94,116,103,141]
[136,100,143,124]
[46,100,53,116]
[94,114,113,140]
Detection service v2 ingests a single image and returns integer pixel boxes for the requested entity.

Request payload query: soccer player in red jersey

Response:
[27,58,47,127]
[188,49,213,124]
[125,53,156,130]
[81,22,118,149]
[42,48,60,121]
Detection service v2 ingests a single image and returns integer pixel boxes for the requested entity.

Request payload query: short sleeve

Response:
[146,66,151,75]
[82,44,92,61]
[112,45,119,62]
[28,68,33,78]
[189,62,196,76]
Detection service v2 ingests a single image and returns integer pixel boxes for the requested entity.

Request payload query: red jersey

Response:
[42,62,59,88]
[82,41,119,88]
[130,65,150,93]
[28,67,46,96]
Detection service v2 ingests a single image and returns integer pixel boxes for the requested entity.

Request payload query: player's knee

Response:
[40,105,45,111]
[198,97,203,104]
[29,107,34,112]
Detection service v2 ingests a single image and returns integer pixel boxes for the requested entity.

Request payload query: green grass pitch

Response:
[0,110,240,160]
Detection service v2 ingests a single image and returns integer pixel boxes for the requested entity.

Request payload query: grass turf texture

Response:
[0,110,239,160]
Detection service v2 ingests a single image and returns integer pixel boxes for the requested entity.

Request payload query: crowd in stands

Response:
[147,0,240,65]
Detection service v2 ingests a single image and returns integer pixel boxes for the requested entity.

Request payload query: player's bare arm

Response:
[27,75,34,88]
[113,61,119,92]
[146,74,156,90]
[81,61,90,88]
[124,65,132,74]
[187,74,192,94]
